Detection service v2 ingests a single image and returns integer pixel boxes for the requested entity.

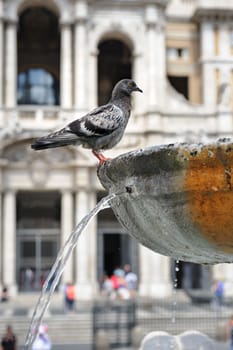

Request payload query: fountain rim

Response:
[98,137,233,190]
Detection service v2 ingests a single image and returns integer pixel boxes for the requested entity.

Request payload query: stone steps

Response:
[1,294,230,347]
[0,314,93,346]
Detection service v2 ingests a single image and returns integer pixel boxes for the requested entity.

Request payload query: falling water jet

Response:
[23,193,117,350]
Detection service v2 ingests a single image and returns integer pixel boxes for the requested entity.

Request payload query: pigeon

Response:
[31,79,142,165]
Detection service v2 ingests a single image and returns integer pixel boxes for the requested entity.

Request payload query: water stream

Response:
[23,192,117,350]
[171,260,180,324]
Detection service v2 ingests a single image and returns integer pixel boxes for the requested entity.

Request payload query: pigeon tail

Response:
[31,138,81,151]
[31,139,76,150]
[31,128,81,150]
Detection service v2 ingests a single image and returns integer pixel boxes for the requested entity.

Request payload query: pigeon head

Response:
[111,79,143,100]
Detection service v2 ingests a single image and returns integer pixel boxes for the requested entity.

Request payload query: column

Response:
[3,191,17,295]
[214,264,233,293]
[218,23,231,97]
[202,64,216,106]
[146,7,158,110]
[157,17,166,107]
[87,190,98,294]
[216,23,232,129]
[0,190,2,289]
[88,50,98,109]
[139,245,172,297]
[5,20,17,108]
[75,168,96,299]
[61,191,74,283]
[219,23,230,57]
[60,22,73,109]
[200,21,215,106]
[145,5,166,109]
[0,0,4,107]
[133,51,145,114]
[200,21,215,59]
[74,0,88,111]
[218,23,231,107]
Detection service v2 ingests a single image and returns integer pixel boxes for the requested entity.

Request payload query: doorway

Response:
[17,232,59,291]
[16,191,61,291]
[97,231,138,280]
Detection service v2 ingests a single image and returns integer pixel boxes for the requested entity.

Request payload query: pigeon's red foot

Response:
[92,151,111,165]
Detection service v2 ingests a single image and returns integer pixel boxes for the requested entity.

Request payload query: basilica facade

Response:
[1,0,233,299]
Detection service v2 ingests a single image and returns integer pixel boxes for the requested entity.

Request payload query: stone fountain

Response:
[98,138,233,264]
[25,138,233,350]
[97,139,233,349]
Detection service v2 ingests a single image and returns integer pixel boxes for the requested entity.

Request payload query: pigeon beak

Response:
[135,86,143,93]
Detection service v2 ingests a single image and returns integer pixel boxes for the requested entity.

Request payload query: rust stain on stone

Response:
[184,144,233,253]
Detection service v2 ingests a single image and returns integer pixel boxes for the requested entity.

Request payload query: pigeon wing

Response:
[68,104,124,138]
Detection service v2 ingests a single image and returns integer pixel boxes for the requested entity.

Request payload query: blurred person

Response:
[24,267,34,291]
[110,271,119,294]
[32,324,52,350]
[114,267,130,300]
[227,314,233,350]
[64,282,76,313]
[1,325,17,350]
[124,264,138,298]
[100,274,113,297]
[117,283,130,300]
[1,286,9,302]
[213,279,224,307]
[110,267,125,300]
[113,266,124,278]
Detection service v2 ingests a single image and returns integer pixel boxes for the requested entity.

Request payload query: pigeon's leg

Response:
[92,150,111,165]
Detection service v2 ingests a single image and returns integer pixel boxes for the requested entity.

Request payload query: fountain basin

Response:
[139,331,215,350]
[98,139,233,264]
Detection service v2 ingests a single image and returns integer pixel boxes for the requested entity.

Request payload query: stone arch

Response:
[90,24,138,54]
[98,31,135,53]
[97,33,134,105]
[1,136,97,168]
[1,137,78,165]
[17,0,60,16]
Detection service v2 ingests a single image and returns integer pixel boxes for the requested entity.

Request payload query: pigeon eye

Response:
[128,82,134,87]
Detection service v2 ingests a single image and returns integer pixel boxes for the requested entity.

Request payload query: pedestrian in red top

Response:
[64,282,76,313]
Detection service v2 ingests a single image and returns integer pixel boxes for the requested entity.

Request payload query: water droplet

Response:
[171,316,176,323]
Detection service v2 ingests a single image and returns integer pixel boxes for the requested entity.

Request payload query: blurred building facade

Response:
[0,0,233,298]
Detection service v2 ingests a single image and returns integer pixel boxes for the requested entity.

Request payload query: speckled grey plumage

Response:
[31,79,142,155]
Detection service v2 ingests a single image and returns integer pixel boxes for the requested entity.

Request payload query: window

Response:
[98,39,132,105]
[17,191,61,229]
[168,75,189,100]
[18,7,60,105]
[17,68,59,105]
[167,47,189,60]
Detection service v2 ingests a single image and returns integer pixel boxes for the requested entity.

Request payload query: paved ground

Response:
[18,342,229,350]
[19,345,93,350]
[1,292,232,349]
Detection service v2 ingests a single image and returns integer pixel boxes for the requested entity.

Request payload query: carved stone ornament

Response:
[2,142,29,162]
[29,157,50,187]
